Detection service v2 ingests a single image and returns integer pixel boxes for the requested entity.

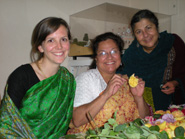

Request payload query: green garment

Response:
[0,67,76,139]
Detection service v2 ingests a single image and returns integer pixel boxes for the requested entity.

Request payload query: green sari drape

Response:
[0,67,76,139]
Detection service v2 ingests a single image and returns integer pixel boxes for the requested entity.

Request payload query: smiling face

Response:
[95,39,121,76]
[38,25,70,65]
[134,18,159,53]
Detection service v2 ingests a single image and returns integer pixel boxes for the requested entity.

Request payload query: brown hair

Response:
[30,17,71,62]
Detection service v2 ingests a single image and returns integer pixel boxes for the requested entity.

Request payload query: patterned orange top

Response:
[67,80,140,134]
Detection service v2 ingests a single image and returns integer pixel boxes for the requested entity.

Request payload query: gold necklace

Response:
[36,61,48,79]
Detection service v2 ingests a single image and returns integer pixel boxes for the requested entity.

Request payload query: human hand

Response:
[103,74,126,99]
[161,80,178,95]
[130,77,145,97]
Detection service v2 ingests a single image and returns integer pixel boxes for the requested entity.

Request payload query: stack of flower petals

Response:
[144,104,185,138]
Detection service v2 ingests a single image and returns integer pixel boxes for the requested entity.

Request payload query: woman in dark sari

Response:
[0,17,76,138]
[117,9,185,111]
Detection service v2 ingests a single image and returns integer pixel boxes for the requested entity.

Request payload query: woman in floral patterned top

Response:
[67,32,151,134]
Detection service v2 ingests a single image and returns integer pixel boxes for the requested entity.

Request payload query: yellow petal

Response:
[158,121,167,130]
[145,123,152,128]
[169,125,177,131]
[129,74,138,87]
[179,123,185,129]
[175,117,185,121]
[155,110,166,115]
[165,129,172,138]
[166,110,171,114]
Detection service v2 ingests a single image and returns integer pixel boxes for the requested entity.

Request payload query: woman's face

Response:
[38,25,70,65]
[96,39,121,75]
[133,18,159,53]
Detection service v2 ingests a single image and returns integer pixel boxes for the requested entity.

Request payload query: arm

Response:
[7,64,39,109]
[72,74,125,127]
[130,78,150,118]
[162,34,185,97]
[7,66,28,108]
[72,92,109,127]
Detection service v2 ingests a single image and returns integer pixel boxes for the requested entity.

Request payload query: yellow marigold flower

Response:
[155,110,165,115]
[175,117,185,121]
[172,110,184,118]
[128,74,138,87]
[166,110,171,114]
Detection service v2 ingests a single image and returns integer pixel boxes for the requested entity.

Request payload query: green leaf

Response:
[113,123,119,131]
[153,114,162,119]
[147,134,158,139]
[100,128,110,135]
[108,118,116,125]
[133,118,144,126]
[125,125,141,134]
[99,137,107,139]
[104,123,110,130]
[140,127,151,137]
[172,137,185,139]
[149,125,160,132]
[113,111,117,120]
[86,128,97,135]
[174,126,185,137]
[124,132,140,139]
[114,124,127,132]
[109,130,119,136]
[150,130,160,136]
[118,133,127,138]
[129,122,134,126]
[159,131,169,139]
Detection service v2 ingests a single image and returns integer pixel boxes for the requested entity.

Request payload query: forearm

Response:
[134,96,150,119]
[72,92,109,127]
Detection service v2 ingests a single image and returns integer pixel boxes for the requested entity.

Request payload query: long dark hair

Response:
[89,32,124,69]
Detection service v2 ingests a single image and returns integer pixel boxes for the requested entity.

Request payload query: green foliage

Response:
[149,125,160,132]
[76,41,87,46]
[73,38,78,44]
[153,114,162,119]
[133,118,145,126]
[63,111,185,139]
[84,116,185,139]
[72,38,87,46]
[174,126,185,137]
[83,33,89,41]
[85,118,162,139]
[158,131,169,139]
[72,35,90,46]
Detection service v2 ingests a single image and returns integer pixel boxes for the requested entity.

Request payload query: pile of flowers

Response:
[144,104,185,138]
[63,105,185,139]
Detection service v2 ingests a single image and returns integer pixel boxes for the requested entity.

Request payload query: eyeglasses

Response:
[97,49,120,58]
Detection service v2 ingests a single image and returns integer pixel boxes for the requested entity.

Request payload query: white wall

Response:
[0,0,185,98]
[171,0,185,37]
